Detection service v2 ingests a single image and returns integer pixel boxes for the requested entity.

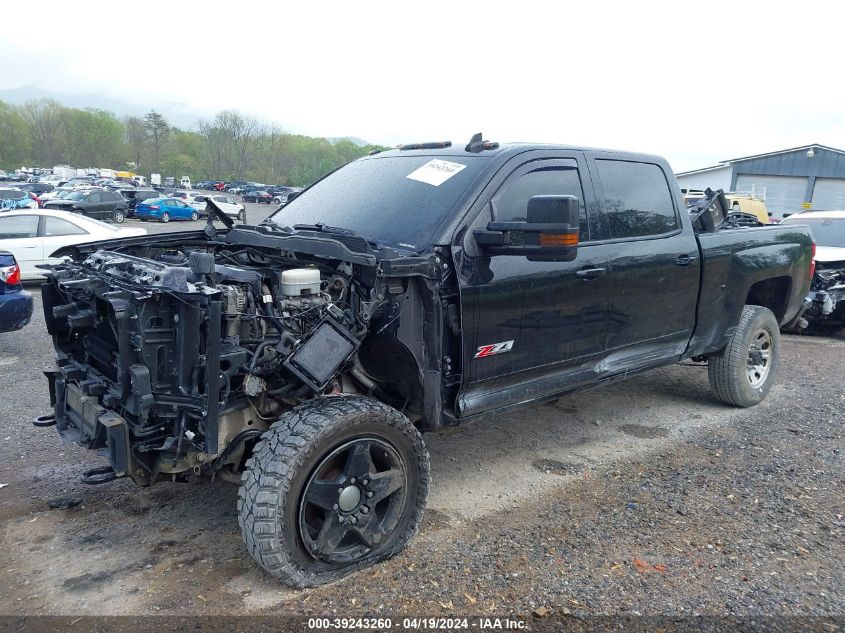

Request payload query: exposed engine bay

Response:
[805,260,845,326]
[40,220,456,486]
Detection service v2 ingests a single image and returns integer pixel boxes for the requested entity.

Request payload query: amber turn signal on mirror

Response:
[538,233,578,247]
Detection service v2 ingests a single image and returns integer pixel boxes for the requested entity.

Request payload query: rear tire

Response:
[709,305,780,407]
[160,212,170,223]
[238,396,430,587]
[190,211,199,221]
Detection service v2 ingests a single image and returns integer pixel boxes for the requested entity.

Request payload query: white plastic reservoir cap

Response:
[280,268,321,296]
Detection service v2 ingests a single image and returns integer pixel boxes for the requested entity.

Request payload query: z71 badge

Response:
[474,340,514,358]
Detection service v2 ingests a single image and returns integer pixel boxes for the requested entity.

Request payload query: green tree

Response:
[124,115,146,170]
[0,101,32,168]
[21,98,66,166]
[60,108,124,167]
[143,110,170,173]
[198,110,264,180]
[161,129,203,179]
[2,97,383,186]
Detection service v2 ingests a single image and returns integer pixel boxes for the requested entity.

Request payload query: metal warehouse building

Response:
[675,144,845,218]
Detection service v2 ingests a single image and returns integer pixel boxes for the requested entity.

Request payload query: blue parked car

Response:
[0,251,33,333]
[0,188,38,211]
[134,197,201,223]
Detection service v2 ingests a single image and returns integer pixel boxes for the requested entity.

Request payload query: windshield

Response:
[0,189,26,200]
[782,216,845,248]
[65,191,86,201]
[267,155,487,250]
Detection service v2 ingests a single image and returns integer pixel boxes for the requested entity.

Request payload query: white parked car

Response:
[272,189,302,204]
[0,210,146,280]
[203,194,246,220]
[187,194,210,213]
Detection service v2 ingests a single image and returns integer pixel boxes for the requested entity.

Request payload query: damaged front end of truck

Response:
[37,205,453,487]
[804,259,845,327]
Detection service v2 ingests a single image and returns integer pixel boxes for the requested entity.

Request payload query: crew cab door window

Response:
[492,164,590,242]
[592,156,698,362]
[594,160,678,239]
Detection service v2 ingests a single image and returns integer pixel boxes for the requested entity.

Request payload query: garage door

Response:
[811,178,845,211]
[735,175,807,216]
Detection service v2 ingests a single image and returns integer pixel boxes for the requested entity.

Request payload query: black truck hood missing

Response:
[47,224,416,269]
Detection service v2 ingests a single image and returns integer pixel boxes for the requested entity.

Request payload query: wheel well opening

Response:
[746,277,791,322]
[358,336,423,423]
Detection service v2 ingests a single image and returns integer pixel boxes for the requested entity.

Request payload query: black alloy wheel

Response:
[238,396,429,587]
[299,437,407,564]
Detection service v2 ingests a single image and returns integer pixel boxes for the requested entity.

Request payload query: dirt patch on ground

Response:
[619,424,670,439]
[1,295,843,619]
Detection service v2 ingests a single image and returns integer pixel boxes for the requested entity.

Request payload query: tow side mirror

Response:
[473,195,580,262]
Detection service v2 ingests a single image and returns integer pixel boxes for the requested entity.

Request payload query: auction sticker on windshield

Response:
[406,159,467,186]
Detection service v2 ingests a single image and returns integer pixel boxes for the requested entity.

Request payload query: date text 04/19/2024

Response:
[306,617,528,630]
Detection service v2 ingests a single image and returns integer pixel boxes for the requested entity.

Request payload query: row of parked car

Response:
[2,183,247,222]
[0,172,303,334]
[194,180,302,204]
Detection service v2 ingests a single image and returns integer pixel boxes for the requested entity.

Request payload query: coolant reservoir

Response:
[280,268,321,296]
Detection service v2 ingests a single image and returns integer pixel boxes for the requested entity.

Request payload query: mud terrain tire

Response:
[238,396,430,587]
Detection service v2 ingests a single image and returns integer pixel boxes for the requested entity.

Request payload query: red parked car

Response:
[243,190,273,204]
[212,181,227,191]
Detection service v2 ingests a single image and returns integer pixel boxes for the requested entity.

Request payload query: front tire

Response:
[190,211,199,221]
[709,305,780,407]
[112,209,125,223]
[238,396,430,587]
[237,209,246,221]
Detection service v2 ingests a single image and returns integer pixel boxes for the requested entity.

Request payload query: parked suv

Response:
[38,137,813,588]
[43,189,129,223]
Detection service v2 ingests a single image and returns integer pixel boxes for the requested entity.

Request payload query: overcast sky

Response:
[2,1,843,172]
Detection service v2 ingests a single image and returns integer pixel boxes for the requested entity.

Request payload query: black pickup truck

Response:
[38,135,813,587]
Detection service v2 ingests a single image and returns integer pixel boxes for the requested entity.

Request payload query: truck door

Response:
[456,153,615,418]
[588,155,700,371]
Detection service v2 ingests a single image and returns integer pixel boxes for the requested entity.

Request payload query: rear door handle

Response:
[576,267,607,279]
[674,254,697,266]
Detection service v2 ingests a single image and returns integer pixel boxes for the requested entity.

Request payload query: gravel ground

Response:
[0,205,842,628]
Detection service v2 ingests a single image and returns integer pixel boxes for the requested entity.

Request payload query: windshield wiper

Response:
[259,217,294,233]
